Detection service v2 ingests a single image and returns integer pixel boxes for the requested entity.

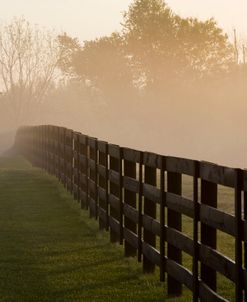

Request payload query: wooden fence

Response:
[14,125,247,302]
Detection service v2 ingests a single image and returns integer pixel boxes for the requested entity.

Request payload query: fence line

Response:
[14,125,247,301]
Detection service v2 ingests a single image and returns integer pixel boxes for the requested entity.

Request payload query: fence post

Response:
[33,126,36,166]
[124,156,137,257]
[54,126,58,176]
[52,126,56,175]
[98,141,108,230]
[193,161,199,302]
[40,126,43,168]
[76,133,81,203]
[88,138,98,219]
[35,127,38,167]
[65,130,69,191]
[50,126,55,175]
[43,126,46,171]
[109,145,122,244]
[235,168,243,301]
[54,127,58,177]
[243,173,247,302]
[143,155,156,273]
[78,135,88,210]
[138,152,143,262]
[70,130,74,195]
[50,125,54,175]
[61,128,66,187]
[58,128,62,182]
[49,126,53,174]
[167,170,182,296]
[50,126,54,175]
[47,126,50,173]
[160,156,165,282]
[244,191,247,302]
[40,127,43,168]
[73,132,80,202]
[95,141,98,219]
[43,126,47,171]
[46,125,49,172]
[201,176,217,291]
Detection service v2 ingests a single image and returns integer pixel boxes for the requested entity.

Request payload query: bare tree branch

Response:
[0,18,61,127]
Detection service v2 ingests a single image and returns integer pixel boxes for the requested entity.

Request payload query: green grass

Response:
[0,157,236,301]
[0,157,182,302]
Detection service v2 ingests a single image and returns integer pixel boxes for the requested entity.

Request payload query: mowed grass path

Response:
[0,157,178,302]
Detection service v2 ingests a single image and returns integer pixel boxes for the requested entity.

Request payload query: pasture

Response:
[0,157,236,301]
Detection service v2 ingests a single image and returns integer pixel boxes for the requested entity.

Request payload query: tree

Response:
[0,18,61,127]
[57,33,82,77]
[176,17,234,77]
[57,0,234,99]
[58,32,135,101]
[122,0,234,90]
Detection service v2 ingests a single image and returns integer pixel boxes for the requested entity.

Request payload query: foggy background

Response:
[0,0,247,168]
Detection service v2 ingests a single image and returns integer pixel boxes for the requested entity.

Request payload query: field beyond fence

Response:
[14,125,247,302]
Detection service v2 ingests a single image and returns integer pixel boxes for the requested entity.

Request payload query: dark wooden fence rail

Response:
[14,125,247,302]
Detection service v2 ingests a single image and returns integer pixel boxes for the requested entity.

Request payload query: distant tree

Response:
[0,18,61,127]
[57,0,234,99]
[57,33,82,77]
[58,32,135,100]
[122,0,234,90]
[176,17,234,76]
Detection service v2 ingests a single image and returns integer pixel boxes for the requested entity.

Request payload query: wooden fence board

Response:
[166,156,195,176]
[166,192,194,218]
[200,204,235,236]
[200,161,235,188]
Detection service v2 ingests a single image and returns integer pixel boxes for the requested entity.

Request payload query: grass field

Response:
[0,157,175,302]
[0,157,235,301]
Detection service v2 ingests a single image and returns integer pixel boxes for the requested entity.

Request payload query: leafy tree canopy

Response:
[123,0,234,86]
[58,0,234,95]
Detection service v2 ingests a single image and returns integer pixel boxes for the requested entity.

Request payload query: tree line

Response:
[58,0,234,99]
[0,0,244,133]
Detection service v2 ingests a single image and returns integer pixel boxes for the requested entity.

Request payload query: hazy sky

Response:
[0,0,247,42]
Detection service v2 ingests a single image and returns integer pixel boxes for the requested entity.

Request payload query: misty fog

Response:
[0,1,247,168]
